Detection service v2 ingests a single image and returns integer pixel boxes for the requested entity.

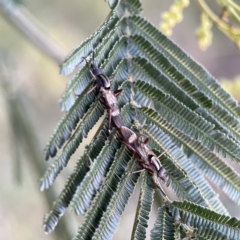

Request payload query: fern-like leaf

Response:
[137,107,240,204]
[60,11,119,76]
[128,34,240,143]
[42,121,108,233]
[170,201,240,239]
[131,172,155,240]
[91,160,140,240]
[133,80,240,162]
[45,87,95,159]
[70,138,119,214]
[42,0,240,239]
[40,101,104,190]
[151,207,175,240]
[128,15,240,118]
[141,122,228,215]
[73,146,132,240]
[194,227,228,240]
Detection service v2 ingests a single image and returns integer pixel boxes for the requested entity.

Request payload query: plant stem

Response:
[0,2,66,64]
[197,0,240,36]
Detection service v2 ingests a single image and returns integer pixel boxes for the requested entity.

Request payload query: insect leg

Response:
[114,89,123,97]
[158,149,167,158]
[135,132,149,144]
[121,169,145,183]
[118,139,138,156]
[108,108,112,133]
[82,55,97,80]
[82,56,90,69]
[86,85,97,95]
[153,174,166,197]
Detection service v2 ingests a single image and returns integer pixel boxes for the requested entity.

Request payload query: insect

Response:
[118,126,166,187]
[82,51,111,94]
[82,51,123,131]
[83,51,167,195]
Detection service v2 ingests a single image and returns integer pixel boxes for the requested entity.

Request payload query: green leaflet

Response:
[142,124,228,215]
[129,15,240,119]
[133,80,240,162]
[151,207,175,240]
[45,86,95,160]
[136,107,240,205]
[92,159,140,240]
[128,55,240,152]
[60,11,119,76]
[129,57,206,111]
[194,227,228,240]
[73,146,132,240]
[43,120,108,233]
[129,57,231,139]
[43,155,89,234]
[131,172,155,240]
[40,101,104,190]
[127,34,240,143]
[170,201,240,239]
[70,138,119,214]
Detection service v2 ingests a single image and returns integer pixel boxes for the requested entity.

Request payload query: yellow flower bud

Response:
[161,12,170,21]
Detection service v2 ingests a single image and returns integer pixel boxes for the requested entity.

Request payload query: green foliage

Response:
[131,173,155,240]
[151,207,176,240]
[152,201,240,239]
[170,201,240,239]
[41,0,240,239]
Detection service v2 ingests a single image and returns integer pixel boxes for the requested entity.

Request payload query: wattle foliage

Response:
[41,0,240,239]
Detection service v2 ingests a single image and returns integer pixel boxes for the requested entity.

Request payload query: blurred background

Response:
[0,1,240,239]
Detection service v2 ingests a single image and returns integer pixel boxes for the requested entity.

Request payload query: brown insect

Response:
[83,52,167,195]
[83,51,123,131]
[118,126,167,196]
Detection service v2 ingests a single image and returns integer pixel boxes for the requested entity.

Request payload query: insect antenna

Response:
[82,56,90,70]
[158,144,176,158]
[120,169,145,183]
[86,85,97,95]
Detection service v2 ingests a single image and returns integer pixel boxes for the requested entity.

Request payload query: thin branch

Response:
[0,2,66,64]
[197,0,240,35]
